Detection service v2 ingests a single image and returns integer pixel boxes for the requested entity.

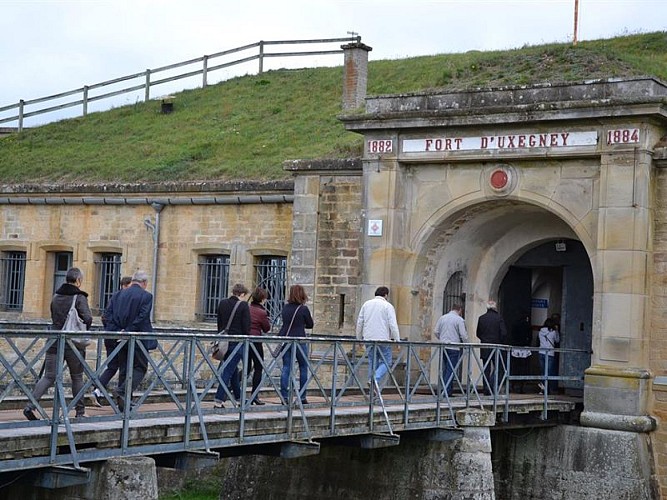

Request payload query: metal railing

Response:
[0,36,361,131]
[0,329,587,472]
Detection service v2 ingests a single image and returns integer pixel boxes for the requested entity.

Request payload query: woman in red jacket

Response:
[248,287,271,405]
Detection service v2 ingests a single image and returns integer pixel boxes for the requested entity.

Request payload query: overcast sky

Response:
[1,0,665,126]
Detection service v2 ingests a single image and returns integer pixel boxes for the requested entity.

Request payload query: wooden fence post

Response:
[145,69,151,102]
[259,41,264,74]
[83,86,89,116]
[203,55,209,88]
[18,100,24,132]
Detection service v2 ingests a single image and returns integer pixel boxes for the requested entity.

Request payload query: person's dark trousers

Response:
[98,339,120,390]
[246,341,264,400]
[510,356,529,393]
[480,347,496,394]
[215,343,242,403]
[539,353,558,393]
[116,342,149,403]
[280,342,309,402]
[442,348,461,396]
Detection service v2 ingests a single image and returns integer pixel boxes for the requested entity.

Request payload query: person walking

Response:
[279,285,314,405]
[538,318,560,394]
[105,270,156,412]
[475,300,507,395]
[92,275,132,406]
[247,287,271,405]
[24,267,93,421]
[434,303,468,397]
[214,283,251,408]
[356,286,400,396]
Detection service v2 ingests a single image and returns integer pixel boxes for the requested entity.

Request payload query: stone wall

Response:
[0,183,293,327]
[651,166,667,497]
[492,425,658,499]
[286,159,363,337]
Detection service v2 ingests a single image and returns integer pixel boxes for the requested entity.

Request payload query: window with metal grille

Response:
[53,252,72,294]
[0,251,26,311]
[255,256,287,329]
[95,253,122,314]
[198,255,230,322]
[443,271,466,318]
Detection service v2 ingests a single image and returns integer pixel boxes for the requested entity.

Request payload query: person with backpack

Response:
[23,267,93,420]
[538,318,560,394]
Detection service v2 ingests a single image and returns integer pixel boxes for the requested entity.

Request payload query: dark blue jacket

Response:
[216,295,251,335]
[278,303,313,338]
[106,283,156,349]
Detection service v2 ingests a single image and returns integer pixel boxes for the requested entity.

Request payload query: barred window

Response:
[443,271,466,318]
[95,253,122,314]
[0,251,26,311]
[255,256,287,329]
[53,252,72,294]
[198,255,230,322]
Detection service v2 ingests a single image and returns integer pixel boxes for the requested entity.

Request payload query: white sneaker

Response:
[91,389,103,407]
[537,383,545,394]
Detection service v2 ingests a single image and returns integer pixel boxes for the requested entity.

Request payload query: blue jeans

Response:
[280,342,309,401]
[367,344,392,383]
[539,353,557,392]
[443,348,461,396]
[215,343,242,402]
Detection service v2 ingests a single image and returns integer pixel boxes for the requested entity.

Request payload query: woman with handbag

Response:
[213,283,250,408]
[23,267,93,420]
[279,285,314,405]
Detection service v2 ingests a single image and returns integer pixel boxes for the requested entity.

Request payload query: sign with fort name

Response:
[393,128,639,154]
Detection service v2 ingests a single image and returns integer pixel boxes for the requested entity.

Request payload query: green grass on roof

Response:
[1,31,665,184]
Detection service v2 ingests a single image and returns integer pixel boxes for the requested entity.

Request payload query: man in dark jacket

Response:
[92,276,132,406]
[24,267,93,420]
[105,270,155,411]
[476,300,507,395]
[214,283,250,407]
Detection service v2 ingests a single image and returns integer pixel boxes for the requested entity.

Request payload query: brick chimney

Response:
[341,42,372,110]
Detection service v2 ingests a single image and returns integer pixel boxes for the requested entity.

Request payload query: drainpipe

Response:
[146,203,164,322]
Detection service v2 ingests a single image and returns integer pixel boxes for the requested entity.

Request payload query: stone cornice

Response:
[0,179,294,196]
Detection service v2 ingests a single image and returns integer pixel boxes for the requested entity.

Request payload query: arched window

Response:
[443,271,466,317]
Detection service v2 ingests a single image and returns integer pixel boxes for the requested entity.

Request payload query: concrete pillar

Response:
[452,408,496,500]
[0,456,158,499]
[584,148,654,424]
[341,42,372,110]
[96,456,158,500]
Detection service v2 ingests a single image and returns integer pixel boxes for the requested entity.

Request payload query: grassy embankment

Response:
[0,32,664,185]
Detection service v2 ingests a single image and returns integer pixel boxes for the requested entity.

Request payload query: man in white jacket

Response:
[356,286,400,387]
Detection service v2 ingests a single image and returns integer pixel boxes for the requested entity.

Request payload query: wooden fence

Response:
[0,36,361,131]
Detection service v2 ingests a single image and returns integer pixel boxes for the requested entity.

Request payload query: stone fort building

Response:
[2,43,667,497]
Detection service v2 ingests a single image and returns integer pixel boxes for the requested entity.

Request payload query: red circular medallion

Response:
[490,169,508,189]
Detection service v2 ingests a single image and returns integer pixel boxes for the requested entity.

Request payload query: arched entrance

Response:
[418,200,594,390]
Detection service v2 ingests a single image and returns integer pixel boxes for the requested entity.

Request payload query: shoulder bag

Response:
[271,305,302,358]
[62,295,91,349]
[210,300,242,361]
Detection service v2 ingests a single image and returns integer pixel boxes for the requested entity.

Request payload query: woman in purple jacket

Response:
[248,287,271,405]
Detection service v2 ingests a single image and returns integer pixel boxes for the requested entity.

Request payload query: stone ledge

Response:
[580,410,657,433]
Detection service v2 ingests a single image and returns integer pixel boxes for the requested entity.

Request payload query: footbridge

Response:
[0,330,586,490]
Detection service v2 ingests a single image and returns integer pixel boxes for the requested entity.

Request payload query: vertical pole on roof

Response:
[573,0,580,45]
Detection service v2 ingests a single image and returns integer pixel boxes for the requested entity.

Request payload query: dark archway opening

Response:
[499,239,593,394]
